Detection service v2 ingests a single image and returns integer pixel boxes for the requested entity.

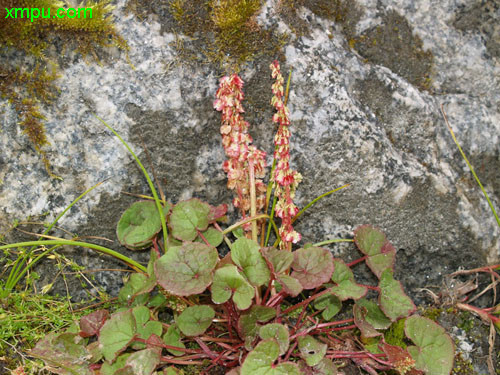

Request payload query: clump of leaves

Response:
[0,0,127,173]
[31,222,455,374]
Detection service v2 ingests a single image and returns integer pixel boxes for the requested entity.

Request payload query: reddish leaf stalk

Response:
[280,287,333,316]
[347,255,367,267]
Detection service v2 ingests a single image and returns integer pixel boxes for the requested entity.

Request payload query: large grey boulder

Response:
[1,0,498,307]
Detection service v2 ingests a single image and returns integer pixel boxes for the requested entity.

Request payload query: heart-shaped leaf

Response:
[99,309,137,362]
[211,264,255,310]
[79,309,109,338]
[354,298,392,338]
[155,242,218,296]
[330,259,367,301]
[163,325,185,356]
[291,247,333,289]
[241,339,300,375]
[405,316,454,375]
[238,306,276,350]
[297,335,327,367]
[259,324,289,355]
[117,201,169,250]
[170,199,211,241]
[379,269,416,321]
[175,305,215,337]
[354,225,387,256]
[314,294,342,321]
[132,306,162,350]
[231,238,270,287]
[261,247,294,274]
[118,273,157,305]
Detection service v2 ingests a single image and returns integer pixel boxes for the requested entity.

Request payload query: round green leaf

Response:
[231,238,270,287]
[170,199,211,241]
[241,339,300,375]
[175,305,215,337]
[314,294,342,321]
[117,201,168,250]
[98,309,137,362]
[330,259,367,301]
[163,325,185,356]
[297,335,327,367]
[291,247,334,289]
[238,305,277,349]
[211,264,255,310]
[405,315,455,375]
[354,225,387,256]
[379,269,416,321]
[276,274,303,297]
[259,324,289,355]
[155,242,218,296]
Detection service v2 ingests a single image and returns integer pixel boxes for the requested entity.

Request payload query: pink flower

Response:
[214,74,267,228]
[270,61,302,249]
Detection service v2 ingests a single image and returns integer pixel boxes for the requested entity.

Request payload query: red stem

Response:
[347,255,367,267]
[280,287,332,316]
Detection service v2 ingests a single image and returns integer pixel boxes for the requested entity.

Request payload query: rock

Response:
[0,0,498,304]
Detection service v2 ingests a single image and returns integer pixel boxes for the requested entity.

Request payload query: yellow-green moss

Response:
[384,318,407,348]
[451,352,475,375]
[0,0,127,175]
[166,0,288,72]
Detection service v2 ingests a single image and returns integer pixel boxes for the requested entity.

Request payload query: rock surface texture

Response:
[1,0,499,313]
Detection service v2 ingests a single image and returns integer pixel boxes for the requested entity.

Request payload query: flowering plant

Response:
[24,62,455,375]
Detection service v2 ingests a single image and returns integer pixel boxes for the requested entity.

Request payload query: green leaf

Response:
[297,335,327,367]
[241,339,300,375]
[118,273,156,305]
[261,247,294,274]
[238,306,276,349]
[259,324,289,355]
[98,309,137,362]
[276,274,303,297]
[379,269,416,321]
[354,225,387,256]
[30,332,92,375]
[211,265,255,310]
[354,298,392,338]
[117,201,168,250]
[330,259,367,301]
[155,242,218,296]
[175,305,215,337]
[291,247,334,289]
[170,199,211,241]
[313,294,341,321]
[196,227,223,247]
[132,306,162,350]
[231,238,270,287]
[163,325,185,356]
[366,245,396,279]
[405,316,454,375]
[313,358,338,375]
[100,353,131,375]
[123,348,161,375]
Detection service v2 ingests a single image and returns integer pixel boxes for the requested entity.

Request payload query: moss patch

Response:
[159,0,288,72]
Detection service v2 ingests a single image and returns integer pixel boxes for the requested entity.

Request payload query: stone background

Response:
[1,0,499,311]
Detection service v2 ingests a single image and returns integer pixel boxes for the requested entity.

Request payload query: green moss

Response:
[457,311,475,333]
[451,352,475,375]
[384,318,407,348]
[422,307,443,321]
[0,0,127,175]
[166,0,287,72]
